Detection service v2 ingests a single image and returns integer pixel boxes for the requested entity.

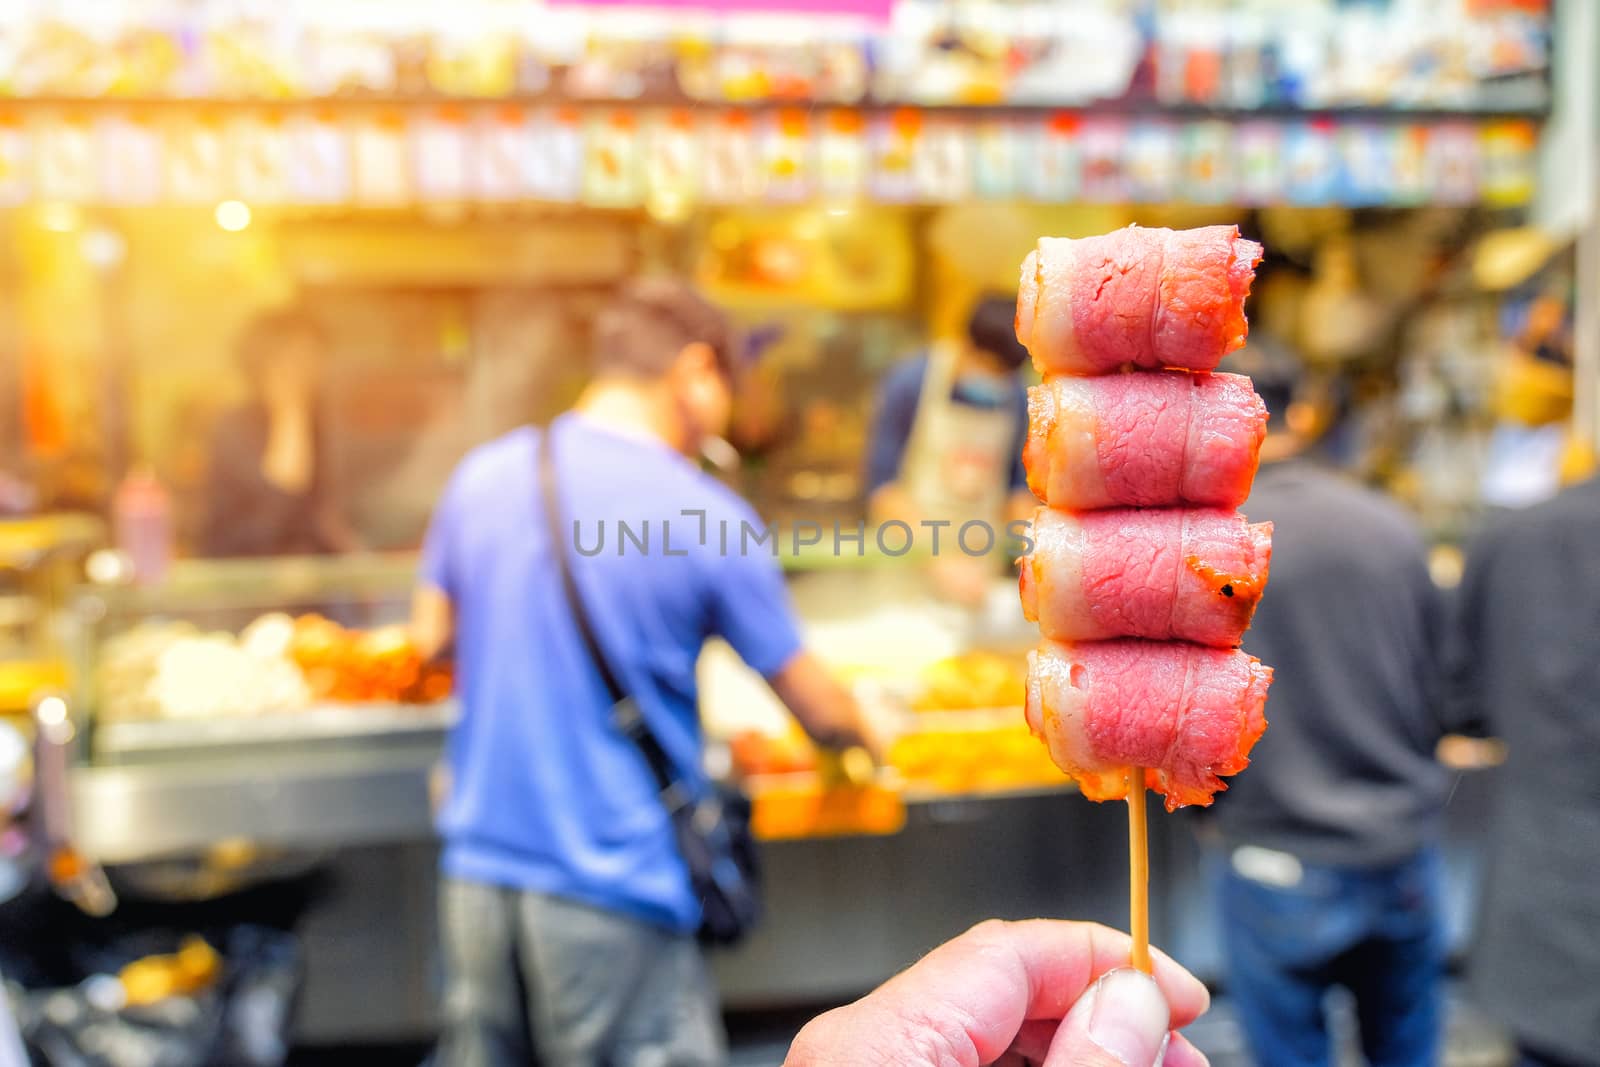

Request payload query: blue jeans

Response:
[1216,846,1445,1067]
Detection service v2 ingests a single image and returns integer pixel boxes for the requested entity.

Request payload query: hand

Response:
[847,685,903,766]
[770,653,896,765]
[785,919,1210,1067]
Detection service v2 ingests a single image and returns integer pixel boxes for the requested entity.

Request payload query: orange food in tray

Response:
[290,615,452,704]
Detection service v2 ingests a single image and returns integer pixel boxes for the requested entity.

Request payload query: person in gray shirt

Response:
[1454,474,1600,1067]
[1209,349,1452,1067]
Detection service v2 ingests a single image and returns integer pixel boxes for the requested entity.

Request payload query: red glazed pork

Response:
[1024,371,1268,510]
[1015,225,1262,376]
[1019,507,1272,648]
[1025,638,1272,811]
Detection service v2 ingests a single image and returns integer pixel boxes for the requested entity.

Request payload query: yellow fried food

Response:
[911,651,1028,711]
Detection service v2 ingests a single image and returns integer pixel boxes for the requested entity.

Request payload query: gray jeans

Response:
[436,878,726,1067]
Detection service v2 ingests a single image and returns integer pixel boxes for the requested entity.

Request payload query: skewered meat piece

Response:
[1025,638,1272,811]
[1016,225,1262,376]
[1023,371,1268,510]
[1020,507,1272,648]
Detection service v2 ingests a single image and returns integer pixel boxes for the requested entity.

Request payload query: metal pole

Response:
[1577,179,1600,453]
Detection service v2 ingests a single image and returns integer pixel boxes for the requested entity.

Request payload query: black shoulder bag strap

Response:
[537,423,762,946]
[537,425,693,814]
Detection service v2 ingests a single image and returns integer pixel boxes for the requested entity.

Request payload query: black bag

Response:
[10,924,301,1067]
[538,426,761,946]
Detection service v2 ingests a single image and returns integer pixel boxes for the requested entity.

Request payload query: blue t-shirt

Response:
[864,355,1030,496]
[420,415,802,932]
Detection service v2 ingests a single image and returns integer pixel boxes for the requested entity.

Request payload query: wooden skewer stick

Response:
[1127,767,1152,974]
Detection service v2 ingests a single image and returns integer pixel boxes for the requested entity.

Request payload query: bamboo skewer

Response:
[1127,767,1152,974]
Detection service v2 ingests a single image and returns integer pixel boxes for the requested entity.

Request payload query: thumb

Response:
[1045,968,1172,1067]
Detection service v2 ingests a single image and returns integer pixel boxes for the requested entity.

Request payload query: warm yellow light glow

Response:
[36,696,67,726]
[38,203,79,232]
[646,189,690,224]
[214,200,252,232]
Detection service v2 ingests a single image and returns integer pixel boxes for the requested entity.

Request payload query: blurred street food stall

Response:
[0,0,1582,1046]
[0,516,101,720]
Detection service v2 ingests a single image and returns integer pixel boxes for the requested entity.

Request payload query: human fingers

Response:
[1004,1018,1060,1062]
[1163,1032,1210,1067]
[1043,968,1173,1067]
[784,920,1208,1066]
[1010,1024,1208,1067]
[1006,1024,1208,1067]
[874,920,1209,1033]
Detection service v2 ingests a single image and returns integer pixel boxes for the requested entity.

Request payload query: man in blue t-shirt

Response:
[411,278,885,1067]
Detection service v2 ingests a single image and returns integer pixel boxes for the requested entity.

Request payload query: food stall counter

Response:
[58,555,452,865]
[60,553,1063,862]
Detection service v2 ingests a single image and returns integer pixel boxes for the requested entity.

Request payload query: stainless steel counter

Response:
[72,702,455,864]
[90,700,457,763]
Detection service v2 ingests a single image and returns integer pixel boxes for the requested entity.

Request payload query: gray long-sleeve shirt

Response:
[1457,476,1600,1061]
[1212,460,1451,867]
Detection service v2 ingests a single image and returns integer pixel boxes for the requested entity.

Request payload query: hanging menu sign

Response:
[1019,114,1076,202]
[0,103,1542,211]
[912,116,970,203]
[527,108,584,202]
[703,110,763,204]
[1426,122,1480,205]
[286,110,351,204]
[474,106,533,203]
[582,110,644,207]
[972,118,1018,200]
[1338,123,1389,206]
[869,108,919,203]
[1078,119,1127,202]
[1480,120,1537,207]
[1179,120,1231,203]
[1234,120,1282,205]
[98,115,162,205]
[817,108,867,201]
[644,109,700,208]
[763,108,813,203]
[1389,125,1430,206]
[165,115,227,203]
[352,111,412,207]
[1283,120,1337,205]
[1125,120,1178,202]
[228,112,289,204]
[34,112,96,202]
[415,106,472,202]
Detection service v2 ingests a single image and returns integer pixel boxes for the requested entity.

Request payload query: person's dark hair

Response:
[235,309,327,388]
[592,277,735,381]
[967,295,1029,371]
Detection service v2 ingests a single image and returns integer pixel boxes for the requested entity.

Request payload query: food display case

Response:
[62,553,1077,846]
[59,555,453,868]
[56,550,1068,864]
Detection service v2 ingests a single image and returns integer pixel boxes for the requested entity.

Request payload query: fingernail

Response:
[1086,969,1172,1067]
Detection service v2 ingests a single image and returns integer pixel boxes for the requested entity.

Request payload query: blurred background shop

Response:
[0,0,1593,1063]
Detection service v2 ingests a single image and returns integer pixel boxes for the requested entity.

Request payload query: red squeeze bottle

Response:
[112,465,173,585]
